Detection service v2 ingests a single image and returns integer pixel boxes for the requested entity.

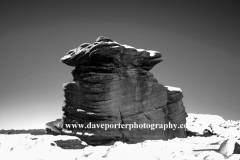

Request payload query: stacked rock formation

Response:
[165,86,188,138]
[59,36,188,145]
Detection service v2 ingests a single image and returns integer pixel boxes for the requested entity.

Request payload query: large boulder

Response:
[48,36,188,145]
[219,138,239,157]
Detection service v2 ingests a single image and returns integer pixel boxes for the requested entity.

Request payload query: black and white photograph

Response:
[0,0,240,159]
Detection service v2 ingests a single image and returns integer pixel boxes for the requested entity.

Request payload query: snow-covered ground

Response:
[0,113,239,160]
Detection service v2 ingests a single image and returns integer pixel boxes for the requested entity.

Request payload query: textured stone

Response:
[165,86,187,138]
[61,36,162,71]
[45,120,61,135]
[219,138,238,157]
[234,141,240,154]
[165,86,183,104]
[54,138,87,149]
[49,36,188,145]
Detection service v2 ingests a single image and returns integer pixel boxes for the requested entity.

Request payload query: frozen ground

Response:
[0,113,239,160]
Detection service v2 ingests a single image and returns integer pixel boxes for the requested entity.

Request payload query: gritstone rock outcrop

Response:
[48,36,188,145]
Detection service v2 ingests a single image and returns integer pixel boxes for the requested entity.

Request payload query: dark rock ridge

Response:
[48,36,188,145]
[0,129,45,135]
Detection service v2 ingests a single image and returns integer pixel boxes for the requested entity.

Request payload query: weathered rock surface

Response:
[165,86,187,139]
[219,139,239,157]
[234,142,240,154]
[54,138,87,149]
[45,120,61,135]
[51,36,188,145]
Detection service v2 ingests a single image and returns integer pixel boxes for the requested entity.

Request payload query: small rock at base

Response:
[233,141,240,154]
[219,138,237,157]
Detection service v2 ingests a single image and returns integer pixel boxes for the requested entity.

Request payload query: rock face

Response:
[57,36,188,145]
[219,138,238,157]
[165,86,188,138]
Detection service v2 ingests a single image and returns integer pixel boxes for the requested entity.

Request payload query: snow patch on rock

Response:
[187,113,225,135]
[165,86,182,92]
